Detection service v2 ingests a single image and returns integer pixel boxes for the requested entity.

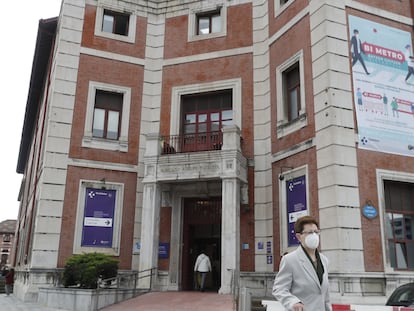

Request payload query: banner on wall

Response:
[286,175,308,247]
[81,188,116,248]
[349,15,414,157]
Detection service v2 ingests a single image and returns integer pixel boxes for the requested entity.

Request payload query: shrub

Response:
[63,252,119,289]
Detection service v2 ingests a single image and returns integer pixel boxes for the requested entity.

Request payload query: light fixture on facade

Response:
[279,166,293,181]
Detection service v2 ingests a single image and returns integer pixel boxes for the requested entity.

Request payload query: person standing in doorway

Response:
[194,249,212,292]
[272,216,332,311]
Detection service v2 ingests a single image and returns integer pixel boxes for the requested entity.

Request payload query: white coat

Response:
[194,253,211,273]
[272,246,332,311]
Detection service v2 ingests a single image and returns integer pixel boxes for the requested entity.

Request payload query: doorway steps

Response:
[101,291,234,311]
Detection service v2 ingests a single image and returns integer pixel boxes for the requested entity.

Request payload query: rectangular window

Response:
[181,90,232,152]
[102,9,129,36]
[197,10,221,35]
[385,180,414,270]
[276,50,306,138]
[93,90,122,140]
[3,234,11,243]
[283,62,301,122]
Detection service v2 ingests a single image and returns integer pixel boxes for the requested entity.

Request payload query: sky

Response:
[0,1,62,222]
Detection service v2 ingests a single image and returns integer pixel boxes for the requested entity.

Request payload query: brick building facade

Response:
[0,220,16,271]
[14,0,414,306]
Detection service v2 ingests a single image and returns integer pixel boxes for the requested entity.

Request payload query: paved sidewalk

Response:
[0,291,234,311]
[0,294,64,311]
[102,291,235,311]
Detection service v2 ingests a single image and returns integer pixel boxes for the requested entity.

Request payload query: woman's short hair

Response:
[294,215,319,233]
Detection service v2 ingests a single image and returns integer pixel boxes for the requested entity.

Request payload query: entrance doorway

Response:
[181,197,221,291]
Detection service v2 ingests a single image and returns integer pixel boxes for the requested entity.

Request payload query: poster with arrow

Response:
[287,175,308,246]
[81,188,116,248]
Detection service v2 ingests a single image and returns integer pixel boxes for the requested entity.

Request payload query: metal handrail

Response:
[98,267,156,289]
[94,267,157,310]
[161,131,223,154]
[230,268,240,311]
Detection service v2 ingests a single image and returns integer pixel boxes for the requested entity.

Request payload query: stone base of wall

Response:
[13,268,62,302]
[38,287,139,311]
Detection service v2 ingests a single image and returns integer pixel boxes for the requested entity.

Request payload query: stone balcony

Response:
[143,125,248,184]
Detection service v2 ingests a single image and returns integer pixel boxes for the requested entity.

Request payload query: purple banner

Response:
[81,188,116,248]
[286,176,308,246]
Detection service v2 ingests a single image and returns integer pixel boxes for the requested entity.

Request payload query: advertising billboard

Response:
[349,15,414,157]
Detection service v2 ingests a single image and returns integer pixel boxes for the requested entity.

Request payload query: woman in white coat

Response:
[272,216,332,311]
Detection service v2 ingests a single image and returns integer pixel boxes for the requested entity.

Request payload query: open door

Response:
[181,198,221,291]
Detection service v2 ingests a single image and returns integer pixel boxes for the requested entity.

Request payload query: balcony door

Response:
[182,90,232,152]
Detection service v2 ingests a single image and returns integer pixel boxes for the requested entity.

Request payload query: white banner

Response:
[349,15,414,157]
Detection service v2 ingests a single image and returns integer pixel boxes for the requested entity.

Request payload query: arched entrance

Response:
[181,197,221,291]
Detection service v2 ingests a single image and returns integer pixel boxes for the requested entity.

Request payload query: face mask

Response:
[304,233,319,249]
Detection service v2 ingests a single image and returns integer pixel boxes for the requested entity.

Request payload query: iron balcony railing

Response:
[161,131,223,155]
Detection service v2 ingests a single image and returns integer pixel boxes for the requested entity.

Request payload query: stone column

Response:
[138,181,161,288]
[252,0,274,272]
[139,134,163,288]
[168,192,182,290]
[219,177,240,294]
[134,12,165,270]
[309,0,364,272]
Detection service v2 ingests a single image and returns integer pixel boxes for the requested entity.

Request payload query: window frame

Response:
[196,10,221,35]
[170,79,242,138]
[93,90,123,140]
[276,50,307,138]
[383,180,414,270]
[181,91,233,152]
[377,169,414,272]
[82,81,131,152]
[284,62,301,122]
[274,0,295,17]
[188,5,227,42]
[102,9,130,36]
[73,180,124,256]
[3,234,11,243]
[95,6,136,43]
